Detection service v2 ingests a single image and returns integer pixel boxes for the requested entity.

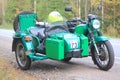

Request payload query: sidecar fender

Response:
[22,38,34,51]
[12,35,34,52]
[95,36,109,42]
[12,37,21,51]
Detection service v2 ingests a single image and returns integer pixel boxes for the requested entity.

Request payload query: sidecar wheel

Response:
[91,41,114,71]
[15,41,31,70]
[62,57,72,62]
[13,11,39,32]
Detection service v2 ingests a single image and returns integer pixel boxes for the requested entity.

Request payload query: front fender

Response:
[95,36,109,42]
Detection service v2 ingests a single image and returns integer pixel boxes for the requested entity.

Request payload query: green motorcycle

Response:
[12,7,114,71]
[65,6,114,71]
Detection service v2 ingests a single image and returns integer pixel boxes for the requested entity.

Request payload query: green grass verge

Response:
[0,58,37,80]
[0,23,13,30]
[0,69,12,80]
[0,59,13,80]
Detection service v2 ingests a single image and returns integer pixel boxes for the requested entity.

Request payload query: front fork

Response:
[91,35,100,55]
[88,29,100,55]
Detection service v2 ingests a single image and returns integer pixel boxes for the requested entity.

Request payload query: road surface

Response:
[0,29,120,80]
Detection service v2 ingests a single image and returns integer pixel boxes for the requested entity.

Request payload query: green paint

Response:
[19,14,36,31]
[74,24,87,35]
[50,33,80,52]
[79,34,89,57]
[28,53,48,61]
[32,36,40,50]
[46,38,64,60]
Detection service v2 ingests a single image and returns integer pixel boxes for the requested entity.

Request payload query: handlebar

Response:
[66,17,86,28]
[67,18,86,24]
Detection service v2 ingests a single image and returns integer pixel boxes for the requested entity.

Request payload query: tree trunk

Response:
[2,0,5,24]
[34,0,36,13]
[85,0,88,20]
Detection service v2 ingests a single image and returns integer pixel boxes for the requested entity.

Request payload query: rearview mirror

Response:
[65,6,72,12]
[98,5,102,10]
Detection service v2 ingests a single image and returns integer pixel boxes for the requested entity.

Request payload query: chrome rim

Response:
[16,43,27,67]
[96,43,109,66]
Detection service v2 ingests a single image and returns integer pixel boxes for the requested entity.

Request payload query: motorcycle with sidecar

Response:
[12,6,114,71]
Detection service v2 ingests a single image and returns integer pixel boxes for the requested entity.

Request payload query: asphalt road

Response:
[0,29,120,80]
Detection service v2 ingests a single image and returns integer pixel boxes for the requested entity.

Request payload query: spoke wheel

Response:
[91,41,114,71]
[15,41,31,70]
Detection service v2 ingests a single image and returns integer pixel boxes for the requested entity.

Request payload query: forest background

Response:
[0,0,120,37]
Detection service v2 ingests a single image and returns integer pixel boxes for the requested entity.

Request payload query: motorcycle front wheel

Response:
[62,57,72,62]
[91,41,114,71]
[15,41,31,70]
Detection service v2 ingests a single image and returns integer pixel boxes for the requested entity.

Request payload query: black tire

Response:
[91,41,114,71]
[62,57,72,62]
[13,11,39,32]
[15,41,31,70]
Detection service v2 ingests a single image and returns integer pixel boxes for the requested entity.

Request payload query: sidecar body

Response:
[12,13,89,69]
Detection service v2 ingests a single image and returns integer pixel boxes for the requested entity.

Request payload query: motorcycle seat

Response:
[29,27,45,39]
[30,21,69,39]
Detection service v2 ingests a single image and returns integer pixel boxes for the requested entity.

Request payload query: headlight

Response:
[92,20,100,29]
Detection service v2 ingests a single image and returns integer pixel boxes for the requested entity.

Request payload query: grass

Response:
[0,23,13,30]
[0,59,13,80]
[0,58,38,80]
[103,26,120,38]
[0,69,13,80]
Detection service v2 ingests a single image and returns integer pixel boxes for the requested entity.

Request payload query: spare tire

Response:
[13,11,39,32]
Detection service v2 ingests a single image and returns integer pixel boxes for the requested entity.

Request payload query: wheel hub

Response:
[99,48,107,61]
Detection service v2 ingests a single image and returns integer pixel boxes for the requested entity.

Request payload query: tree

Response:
[3,0,120,37]
[36,0,71,20]
[0,0,6,24]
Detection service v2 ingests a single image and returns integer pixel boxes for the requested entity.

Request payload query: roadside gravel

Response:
[0,30,120,80]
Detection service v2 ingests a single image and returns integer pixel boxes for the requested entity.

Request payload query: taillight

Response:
[25,36,31,41]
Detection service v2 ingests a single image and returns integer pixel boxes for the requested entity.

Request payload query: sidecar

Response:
[12,12,89,70]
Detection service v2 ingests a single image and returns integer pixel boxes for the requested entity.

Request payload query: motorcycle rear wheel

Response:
[91,41,114,71]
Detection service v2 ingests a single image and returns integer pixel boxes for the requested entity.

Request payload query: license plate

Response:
[70,40,78,48]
